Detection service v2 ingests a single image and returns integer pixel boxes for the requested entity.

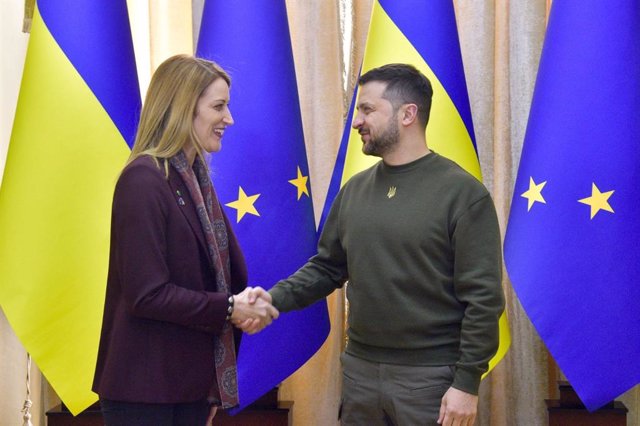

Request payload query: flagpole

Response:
[21,353,33,426]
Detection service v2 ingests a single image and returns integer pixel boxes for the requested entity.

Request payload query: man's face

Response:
[352,81,400,157]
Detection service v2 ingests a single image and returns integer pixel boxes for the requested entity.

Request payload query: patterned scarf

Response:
[169,151,238,408]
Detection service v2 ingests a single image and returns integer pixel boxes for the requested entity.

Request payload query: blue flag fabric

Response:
[504,1,640,411]
[196,0,330,411]
[318,86,357,232]
[38,0,140,147]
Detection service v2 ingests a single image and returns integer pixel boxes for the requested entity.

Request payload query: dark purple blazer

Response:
[92,155,247,403]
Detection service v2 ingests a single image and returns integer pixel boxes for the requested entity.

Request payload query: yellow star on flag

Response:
[521,177,547,211]
[578,183,614,219]
[288,166,310,200]
[225,186,260,223]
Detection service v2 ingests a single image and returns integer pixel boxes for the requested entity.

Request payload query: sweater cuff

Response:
[268,285,291,312]
[452,366,481,395]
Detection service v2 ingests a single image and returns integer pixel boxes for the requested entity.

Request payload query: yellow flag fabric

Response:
[0,1,139,414]
[324,0,510,376]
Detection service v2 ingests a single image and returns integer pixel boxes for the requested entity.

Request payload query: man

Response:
[253,63,503,425]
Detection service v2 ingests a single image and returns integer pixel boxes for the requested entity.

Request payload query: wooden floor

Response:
[47,389,292,426]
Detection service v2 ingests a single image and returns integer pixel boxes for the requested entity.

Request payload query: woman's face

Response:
[193,78,233,153]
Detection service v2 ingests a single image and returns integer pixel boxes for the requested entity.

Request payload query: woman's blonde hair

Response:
[127,54,230,172]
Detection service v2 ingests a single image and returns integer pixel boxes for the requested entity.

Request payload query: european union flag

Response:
[196,0,330,411]
[504,0,640,411]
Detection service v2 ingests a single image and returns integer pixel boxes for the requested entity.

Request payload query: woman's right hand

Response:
[230,287,279,334]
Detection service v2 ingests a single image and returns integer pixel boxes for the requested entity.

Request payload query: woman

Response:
[93,54,278,425]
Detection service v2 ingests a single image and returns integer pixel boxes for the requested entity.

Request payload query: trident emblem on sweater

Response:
[387,186,397,198]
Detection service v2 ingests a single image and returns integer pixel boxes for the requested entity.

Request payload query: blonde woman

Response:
[93,55,278,425]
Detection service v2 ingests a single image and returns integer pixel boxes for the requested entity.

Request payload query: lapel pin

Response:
[176,190,185,205]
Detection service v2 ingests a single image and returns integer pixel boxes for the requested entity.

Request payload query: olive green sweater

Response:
[270,153,504,394]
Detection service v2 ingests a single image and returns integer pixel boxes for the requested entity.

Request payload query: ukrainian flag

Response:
[0,0,140,414]
[322,0,510,375]
[197,0,329,410]
[504,0,640,410]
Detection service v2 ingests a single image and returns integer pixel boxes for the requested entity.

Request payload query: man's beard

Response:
[362,117,399,157]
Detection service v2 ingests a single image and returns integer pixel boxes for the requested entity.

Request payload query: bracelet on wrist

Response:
[225,295,234,321]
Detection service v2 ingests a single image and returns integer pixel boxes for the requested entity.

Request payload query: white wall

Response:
[0,0,29,186]
[0,3,44,426]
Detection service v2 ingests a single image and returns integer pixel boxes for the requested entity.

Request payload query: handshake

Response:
[229,287,279,335]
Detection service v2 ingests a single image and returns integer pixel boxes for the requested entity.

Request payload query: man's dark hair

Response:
[359,63,433,128]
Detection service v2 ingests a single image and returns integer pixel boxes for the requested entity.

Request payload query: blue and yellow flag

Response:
[0,0,139,414]
[196,0,330,411]
[323,0,510,374]
[504,0,640,411]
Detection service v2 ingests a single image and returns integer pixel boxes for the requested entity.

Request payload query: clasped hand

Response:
[230,287,278,334]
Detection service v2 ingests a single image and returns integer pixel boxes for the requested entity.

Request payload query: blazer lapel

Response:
[167,169,209,258]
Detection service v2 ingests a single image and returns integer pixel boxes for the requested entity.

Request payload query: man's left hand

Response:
[437,387,478,426]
